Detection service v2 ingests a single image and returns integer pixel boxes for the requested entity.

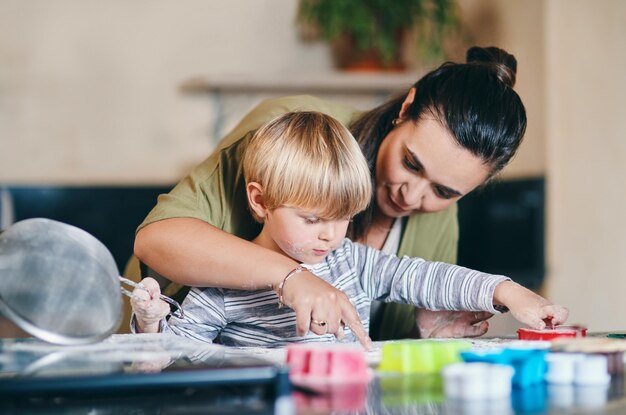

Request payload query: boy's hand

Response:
[130,277,170,333]
[494,281,569,329]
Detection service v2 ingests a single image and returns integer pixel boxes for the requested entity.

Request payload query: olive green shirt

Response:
[139,95,458,341]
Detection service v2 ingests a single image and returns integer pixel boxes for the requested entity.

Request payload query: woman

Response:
[134,46,526,347]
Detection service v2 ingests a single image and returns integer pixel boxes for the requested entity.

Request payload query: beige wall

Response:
[0,0,331,184]
[544,0,626,331]
[0,0,544,185]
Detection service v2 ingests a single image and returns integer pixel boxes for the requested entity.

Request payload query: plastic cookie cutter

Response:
[517,325,587,341]
[461,346,548,387]
[544,353,610,385]
[286,343,371,384]
[378,340,472,374]
[442,362,514,400]
[575,355,610,385]
[544,353,585,384]
[551,337,626,375]
[286,344,370,412]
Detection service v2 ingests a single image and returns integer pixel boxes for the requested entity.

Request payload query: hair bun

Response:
[466,46,517,88]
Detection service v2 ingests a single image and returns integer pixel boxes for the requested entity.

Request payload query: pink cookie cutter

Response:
[286,344,371,384]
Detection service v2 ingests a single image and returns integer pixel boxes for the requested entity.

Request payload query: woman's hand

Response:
[130,277,171,333]
[416,309,494,338]
[494,281,569,329]
[280,270,373,350]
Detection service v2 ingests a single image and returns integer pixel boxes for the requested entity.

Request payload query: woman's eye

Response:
[433,186,454,200]
[402,155,421,172]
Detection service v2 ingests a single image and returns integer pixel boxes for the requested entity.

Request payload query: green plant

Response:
[297,0,461,68]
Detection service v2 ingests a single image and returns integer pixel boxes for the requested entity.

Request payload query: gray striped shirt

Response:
[163,238,509,347]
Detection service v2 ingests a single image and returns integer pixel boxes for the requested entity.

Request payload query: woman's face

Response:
[375,117,491,218]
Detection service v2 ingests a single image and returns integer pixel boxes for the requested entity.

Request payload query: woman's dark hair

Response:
[348,46,527,240]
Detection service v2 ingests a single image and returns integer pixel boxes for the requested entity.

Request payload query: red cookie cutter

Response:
[518,326,587,341]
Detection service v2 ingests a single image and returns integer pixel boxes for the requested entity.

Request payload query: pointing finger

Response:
[340,301,372,350]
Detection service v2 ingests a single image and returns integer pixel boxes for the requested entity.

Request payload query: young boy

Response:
[131,111,568,347]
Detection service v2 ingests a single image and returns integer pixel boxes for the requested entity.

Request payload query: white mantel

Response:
[179,71,421,142]
[180,71,420,94]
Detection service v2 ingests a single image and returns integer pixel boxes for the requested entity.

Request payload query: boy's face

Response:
[262,206,350,264]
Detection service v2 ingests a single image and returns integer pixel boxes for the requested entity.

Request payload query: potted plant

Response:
[297,0,462,71]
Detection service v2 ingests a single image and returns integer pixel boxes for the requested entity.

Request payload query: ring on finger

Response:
[312,319,329,334]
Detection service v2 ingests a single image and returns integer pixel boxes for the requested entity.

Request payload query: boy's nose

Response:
[319,224,335,241]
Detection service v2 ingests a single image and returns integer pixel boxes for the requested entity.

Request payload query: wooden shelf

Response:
[179,71,424,143]
[180,71,421,95]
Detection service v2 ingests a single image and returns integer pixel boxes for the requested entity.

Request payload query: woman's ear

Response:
[246,182,268,220]
[398,87,416,119]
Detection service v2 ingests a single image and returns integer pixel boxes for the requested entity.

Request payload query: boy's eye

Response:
[304,217,321,225]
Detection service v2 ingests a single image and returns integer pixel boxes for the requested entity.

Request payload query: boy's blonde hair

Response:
[243,111,372,222]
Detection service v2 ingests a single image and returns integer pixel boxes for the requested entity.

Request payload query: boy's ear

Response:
[246,182,268,219]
